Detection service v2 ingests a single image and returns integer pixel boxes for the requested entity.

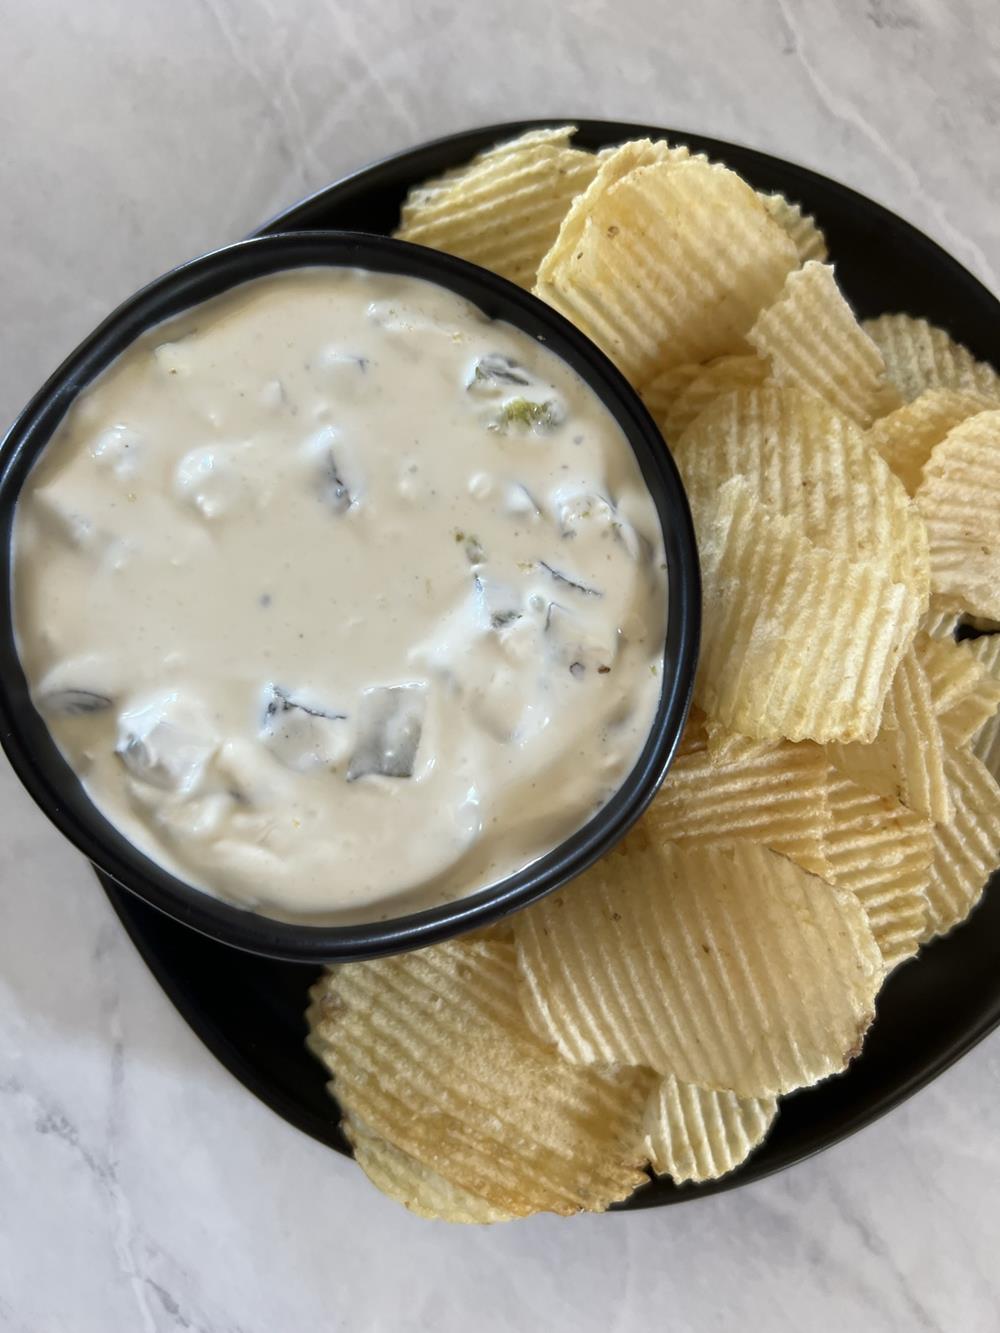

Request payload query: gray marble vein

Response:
[1,1,998,1329]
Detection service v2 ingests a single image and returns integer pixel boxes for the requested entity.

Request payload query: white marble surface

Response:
[1,1,998,1328]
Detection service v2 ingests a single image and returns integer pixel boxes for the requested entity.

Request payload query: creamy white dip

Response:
[13,267,667,921]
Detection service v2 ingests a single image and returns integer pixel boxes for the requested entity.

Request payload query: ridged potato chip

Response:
[760,193,828,263]
[307,941,654,1217]
[534,157,798,385]
[916,410,1000,620]
[675,384,929,591]
[921,602,960,641]
[515,834,883,1098]
[863,314,1000,403]
[919,632,993,713]
[968,635,1000,778]
[866,389,995,495]
[640,361,705,422]
[646,730,829,875]
[343,1117,515,1224]
[747,262,899,426]
[693,476,917,743]
[922,746,1000,941]
[394,127,602,288]
[643,1076,777,1184]
[660,355,769,439]
[917,633,1000,746]
[821,767,932,967]
[826,645,949,821]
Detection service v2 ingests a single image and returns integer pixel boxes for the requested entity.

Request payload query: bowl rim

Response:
[0,229,700,962]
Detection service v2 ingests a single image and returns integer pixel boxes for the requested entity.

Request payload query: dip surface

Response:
[13,267,668,921]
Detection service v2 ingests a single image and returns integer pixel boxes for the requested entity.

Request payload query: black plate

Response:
[102,120,1000,1206]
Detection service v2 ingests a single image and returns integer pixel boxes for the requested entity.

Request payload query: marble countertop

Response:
[2,1,998,1328]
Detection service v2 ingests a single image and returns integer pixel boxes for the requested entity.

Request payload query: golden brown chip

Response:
[643,1076,777,1184]
[463,918,516,944]
[922,746,1000,941]
[394,127,602,288]
[515,834,883,1098]
[963,614,1000,633]
[968,634,1000,778]
[865,389,995,495]
[826,645,949,822]
[693,476,918,743]
[640,362,706,422]
[921,602,960,641]
[821,767,932,968]
[916,409,1000,621]
[703,718,761,765]
[536,138,690,284]
[863,314,1000,404]
[747,262,899,426]
[916,633,1000,746]
[307,940,654,1217]
[660,355,769,439]
[343,1117,516,1224]
[647,730,830,875]
[534,158,798,385]
[916,632,1000,746]
[760,193,828,263]
[675,384,929,592]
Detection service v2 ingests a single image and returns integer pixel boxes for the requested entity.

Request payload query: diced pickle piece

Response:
[259,684,348,773]
[39,688,113,716]
[544,602,617,677]
[323,451,353,514]
[490,398,565,433]
[467,354,533,393]
[348,685,426,781]
[304,426,358,513]
[174,444,247,520]
[538,560,602,597]
[116,693,216,793]
[473,574,523,631]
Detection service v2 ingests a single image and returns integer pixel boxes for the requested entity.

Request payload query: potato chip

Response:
[865,389,995,495]
[660,355,769,439]
[703,718,762,765]
[693,476,917,743]
[643,1076,777,1184]
[821,767,932,967]
[963,614,1000,633]
[826,644,949,821]
[916,633,1000,746]
[536,138,691,284]
[534,158,798,384]
[307,941,654,1217]
[922,746,1000,941]
[760,193,828,263]
[916,410,1000,621]
[515,834,883,1098]
[921,602,960,641]
[394,127,602,289]
[968,635,1000,778]
[675,384,929,591]
[747,262,899,426]
[863,314,1000,404]
[640,361,705,422]
[646,730,830,875]
[343,1116,515,1224]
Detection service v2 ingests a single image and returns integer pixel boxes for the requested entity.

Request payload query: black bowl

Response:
[0,229,700,963]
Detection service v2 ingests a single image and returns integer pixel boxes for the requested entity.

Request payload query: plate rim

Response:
[104,116,1000,1209]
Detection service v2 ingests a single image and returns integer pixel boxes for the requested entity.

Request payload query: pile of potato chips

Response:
[307,127,1000,1221]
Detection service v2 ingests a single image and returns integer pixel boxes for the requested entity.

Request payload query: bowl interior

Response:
[0,229,699,961]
